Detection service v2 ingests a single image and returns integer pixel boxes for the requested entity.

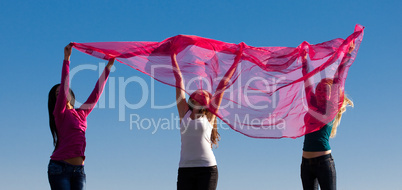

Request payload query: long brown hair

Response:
[207,111,220,148]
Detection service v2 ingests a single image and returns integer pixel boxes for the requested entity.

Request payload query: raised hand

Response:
[348,41,355,54]
[301,50,308,76]
[64,44,72,61]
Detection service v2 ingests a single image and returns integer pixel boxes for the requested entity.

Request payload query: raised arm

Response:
[323,41,355,108]
[207,54,240,122]
[54,45,73,115]
[333,41,355,84]
[171,53,189,121]
[301,50,315,107]
[79,58,114,115]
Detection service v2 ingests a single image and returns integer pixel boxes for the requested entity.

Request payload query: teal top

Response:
[303,120,334,151]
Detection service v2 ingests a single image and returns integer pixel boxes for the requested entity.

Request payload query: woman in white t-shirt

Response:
[172,53,234,190]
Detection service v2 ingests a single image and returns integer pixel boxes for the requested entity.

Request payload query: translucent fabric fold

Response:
[72,24,364,138]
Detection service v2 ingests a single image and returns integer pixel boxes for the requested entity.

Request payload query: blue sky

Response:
[1,0,401,189]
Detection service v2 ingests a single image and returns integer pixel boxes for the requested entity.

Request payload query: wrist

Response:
[106,64,113,70]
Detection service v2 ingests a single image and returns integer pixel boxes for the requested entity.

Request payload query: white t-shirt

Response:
[179,110,217,168]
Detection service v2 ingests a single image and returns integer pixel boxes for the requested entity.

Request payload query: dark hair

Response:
[48,84,75,150]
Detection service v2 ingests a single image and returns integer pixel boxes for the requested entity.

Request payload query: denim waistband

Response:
[49,159,85,174]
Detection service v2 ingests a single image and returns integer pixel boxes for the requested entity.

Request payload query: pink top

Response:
[50,60,110,161]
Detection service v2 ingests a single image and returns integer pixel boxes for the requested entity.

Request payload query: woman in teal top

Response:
[300,42,355,190]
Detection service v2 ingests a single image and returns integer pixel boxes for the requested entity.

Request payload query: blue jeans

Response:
[301,154,336,190]
[177,166,218,190]
[48,160,86,190]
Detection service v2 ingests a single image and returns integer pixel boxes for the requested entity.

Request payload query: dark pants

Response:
[301,154,336,190]
[177,166,218,190]
[48,160,86,190]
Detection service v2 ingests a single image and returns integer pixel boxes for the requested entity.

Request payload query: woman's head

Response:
[188,90,212,114]
[48,84,75,148]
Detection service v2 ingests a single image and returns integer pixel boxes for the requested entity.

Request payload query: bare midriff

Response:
[64,156,84,165]
[302,150,331,159]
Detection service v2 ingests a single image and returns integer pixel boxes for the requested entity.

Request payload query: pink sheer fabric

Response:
[72,24,364,139]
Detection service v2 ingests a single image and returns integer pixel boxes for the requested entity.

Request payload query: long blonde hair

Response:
[330,94,353,138]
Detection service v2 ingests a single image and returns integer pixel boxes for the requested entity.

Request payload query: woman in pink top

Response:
[47,44,114,190]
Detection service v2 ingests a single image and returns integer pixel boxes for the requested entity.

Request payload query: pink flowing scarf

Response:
[72,24,364,139]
